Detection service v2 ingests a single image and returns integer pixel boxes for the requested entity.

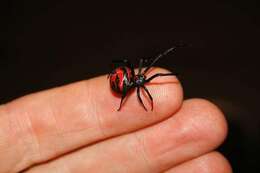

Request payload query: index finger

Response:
[0,68,183,173]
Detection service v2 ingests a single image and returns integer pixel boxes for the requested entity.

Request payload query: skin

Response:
[0,68,232,173]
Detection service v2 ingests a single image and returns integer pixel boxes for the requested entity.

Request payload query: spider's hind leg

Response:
[117,94,127,111]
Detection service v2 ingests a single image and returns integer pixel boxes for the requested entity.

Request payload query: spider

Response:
[108,47,178,111]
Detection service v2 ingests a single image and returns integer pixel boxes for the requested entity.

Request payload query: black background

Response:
[1,0,260,172]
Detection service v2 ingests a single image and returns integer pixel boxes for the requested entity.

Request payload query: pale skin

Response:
[0,68,232,173]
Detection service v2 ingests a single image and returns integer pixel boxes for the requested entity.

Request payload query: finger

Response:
[0,67,182,173]
[164,152,232,173]
[25,99,228,173]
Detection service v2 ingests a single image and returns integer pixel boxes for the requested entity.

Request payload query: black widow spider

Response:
[108,47,177,111]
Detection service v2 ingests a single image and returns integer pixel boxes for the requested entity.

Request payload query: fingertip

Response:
[165,151,232,173]
[182,98,228,149]
[208,152,233,173]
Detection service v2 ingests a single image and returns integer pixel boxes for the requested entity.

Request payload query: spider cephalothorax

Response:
[108,47,177,111]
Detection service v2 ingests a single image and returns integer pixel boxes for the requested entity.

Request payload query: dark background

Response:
[1,0,260,172]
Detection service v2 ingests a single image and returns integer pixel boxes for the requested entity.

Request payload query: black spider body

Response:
[108,47,177,111]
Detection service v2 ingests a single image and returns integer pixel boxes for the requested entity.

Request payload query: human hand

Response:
[0,68,232,173]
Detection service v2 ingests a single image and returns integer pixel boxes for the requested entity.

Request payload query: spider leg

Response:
[141,85,153,111]
[143,47,176,74]
[145,72,178,83]
[117,94,127,111]
[137,87,147,111]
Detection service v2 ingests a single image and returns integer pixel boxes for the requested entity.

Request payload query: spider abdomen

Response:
[109,66,133,94]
